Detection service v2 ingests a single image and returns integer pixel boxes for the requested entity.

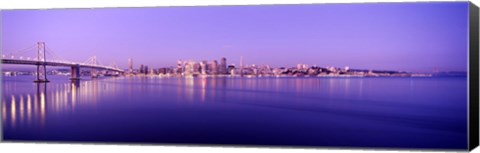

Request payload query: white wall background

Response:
[0,0,478,153]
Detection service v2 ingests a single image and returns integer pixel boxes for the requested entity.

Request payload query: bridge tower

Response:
[91,56,98,78]
[34,42,50,83]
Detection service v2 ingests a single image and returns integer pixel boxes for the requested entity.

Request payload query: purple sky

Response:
[1,2,469,72]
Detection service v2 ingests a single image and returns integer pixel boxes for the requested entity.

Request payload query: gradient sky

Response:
[1,2,469,72]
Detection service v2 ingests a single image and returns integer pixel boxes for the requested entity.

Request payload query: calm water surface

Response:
[1,76,468,149]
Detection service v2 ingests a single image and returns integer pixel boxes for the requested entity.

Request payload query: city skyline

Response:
[1,2,469,73]
[1,2,474,149]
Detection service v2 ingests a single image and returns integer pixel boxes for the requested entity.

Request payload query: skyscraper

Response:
[211,60,218,75]
[193,62,201,74]
[228,65,235,75]
[128,58,133,72]
[143,65,146,74]
[240,56,244,76]
[140,64,145,74]
[200,60,208,75]
[184,60,194,76]
[219,57,227,74]
[177,59,184,75]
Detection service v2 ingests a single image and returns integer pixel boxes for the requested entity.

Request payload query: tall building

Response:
[128,58,133,72]
[200,60,208,75]
[149,68,155,75]
[228,65,235,75]
[143,65,149,75]
[211,60,218,75]
[219,57,227,74]
[177,60,184,75]
[140,64,145,74]
[297,64,303,70]
[159,68,167,74]
[240,56,244,76]
[184,60,194,76]
[193,62,201,74]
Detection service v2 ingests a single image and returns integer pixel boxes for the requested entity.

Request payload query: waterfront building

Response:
[308,68,318,75]
[158,68,167,74]
[128,58,133,72]
[177,60,184,75]
[200,61,208,75]
[219,57,227,74]
[140,64,145,74]
[149,69,155,75]
[240,56,244,76]
[193,62,201,74]
[272,68,283,76]
[227,65,235,75]
[211,60,218,75]
[184,61,194,76]
[144,65,149,75]
[297,64,308,70]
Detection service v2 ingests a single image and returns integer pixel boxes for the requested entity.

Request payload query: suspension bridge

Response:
[1,42,124,83]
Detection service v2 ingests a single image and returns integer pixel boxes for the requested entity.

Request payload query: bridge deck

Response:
[2,59,124,72]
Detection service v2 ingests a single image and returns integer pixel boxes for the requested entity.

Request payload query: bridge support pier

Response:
[70,64,81,80]
[34,64,50,83]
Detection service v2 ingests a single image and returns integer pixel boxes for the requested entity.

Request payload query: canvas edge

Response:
[0,1,476,151]
[0,9,4,143]
[469,1,480,151]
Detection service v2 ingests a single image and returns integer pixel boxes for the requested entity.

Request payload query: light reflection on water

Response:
[0,75,469,149]
[10,95,16,127]
[1,78,116,128]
